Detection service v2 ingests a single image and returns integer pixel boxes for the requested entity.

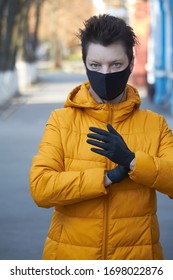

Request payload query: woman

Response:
[30,14,173,260]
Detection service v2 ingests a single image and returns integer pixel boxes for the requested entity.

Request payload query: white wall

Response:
[0,70,18,106]
[16,61,38,90]
[0,62,38,106]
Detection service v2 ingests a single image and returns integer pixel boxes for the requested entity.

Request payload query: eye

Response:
[112,62,121,69]
[90,63,99,69]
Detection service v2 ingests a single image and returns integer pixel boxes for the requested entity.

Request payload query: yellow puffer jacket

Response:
[30,82,173,260]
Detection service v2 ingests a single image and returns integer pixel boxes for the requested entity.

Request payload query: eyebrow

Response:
[88,59,122,63]
[88,60,99,63]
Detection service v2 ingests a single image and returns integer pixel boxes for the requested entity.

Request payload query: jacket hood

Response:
[64,81,141,123]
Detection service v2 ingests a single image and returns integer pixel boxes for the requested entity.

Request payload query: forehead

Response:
[86,42,127,62]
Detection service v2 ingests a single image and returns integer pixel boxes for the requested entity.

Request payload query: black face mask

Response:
[86,63,131,101]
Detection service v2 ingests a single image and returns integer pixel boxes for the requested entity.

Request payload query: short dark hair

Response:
[78,14,139,63]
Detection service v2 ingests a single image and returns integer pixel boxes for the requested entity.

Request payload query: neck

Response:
[89,87,126,104]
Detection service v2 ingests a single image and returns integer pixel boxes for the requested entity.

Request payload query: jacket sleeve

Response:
[30,111,108,208]
[129,116,173,198]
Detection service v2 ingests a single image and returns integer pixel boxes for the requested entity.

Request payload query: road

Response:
[0,71,173,260]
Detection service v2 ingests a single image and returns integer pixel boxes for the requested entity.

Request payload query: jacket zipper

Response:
[102,104,113,260]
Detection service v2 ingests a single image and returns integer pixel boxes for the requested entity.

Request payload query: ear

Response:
[130,57,134,73]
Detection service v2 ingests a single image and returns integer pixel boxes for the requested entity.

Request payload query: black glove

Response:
[87,124,135,167]
[107,165,129,183]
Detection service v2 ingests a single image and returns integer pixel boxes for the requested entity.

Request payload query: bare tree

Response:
[38,0,94,67]
[19,0,43,62]
[0,0,43,70]
[0,0,24,71]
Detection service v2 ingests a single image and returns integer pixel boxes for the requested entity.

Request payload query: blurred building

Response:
[103,0,128,20]
[128,0,150,88]
[147,0,173,115]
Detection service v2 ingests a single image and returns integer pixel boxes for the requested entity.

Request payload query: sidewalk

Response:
[0,71,173,260]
